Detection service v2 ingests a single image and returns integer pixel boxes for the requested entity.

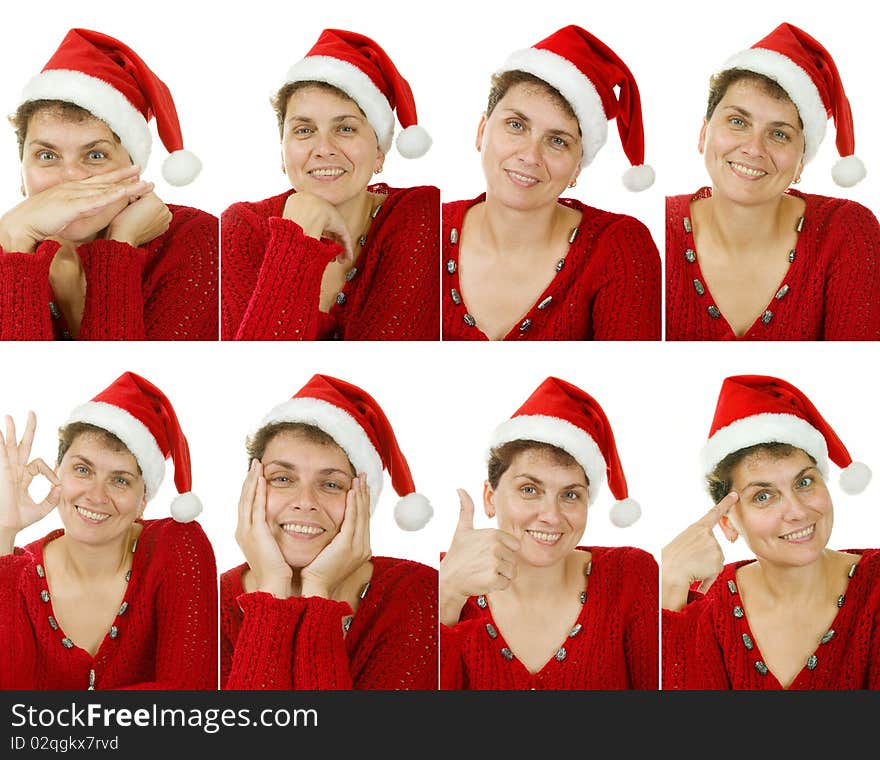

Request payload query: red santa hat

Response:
[20,28,201,186]
[65,371,201,522]
[259,374,432,531]
[282,28,430,159]
[721,22,865,187]
[497,24,654,191]
[701,375,871,494]
[488,377,640,527]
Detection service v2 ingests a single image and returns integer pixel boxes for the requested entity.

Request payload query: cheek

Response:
[22,167,55,196]
[324,495,348,530]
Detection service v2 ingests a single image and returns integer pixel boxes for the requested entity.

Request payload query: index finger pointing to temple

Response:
[697,491,739,528]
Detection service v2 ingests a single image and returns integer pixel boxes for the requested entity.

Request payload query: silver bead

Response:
[40,590,50,603]
[463,313,476,327]
[450,288,461,305]
[837,594,845,608]
[733,605,744,618]
[131,539,138,554]
[584,560,592,576]
[335,292,346,306]
[707,305,721,319]
[775,285,790,300]
[537,297,553,310]
[48,616,58,630]
[755,661,769,676]
[89,669,96,689]
[371,204,382,219]
[568,624,582,638]
[849,563,857,578]
[49,301,61,319]
[727,580,737,594]
[555,648,567,662]
[684,248,696,263]
[359,582,371,599]
[119,602,128,616]
[36,564,45,578]
[579,591,587,604]
[806,654,818,670]
[568,228,579,244]
[125,570,132,582]
[109,626,118,639]
[789,250,796,263]
[693,279,705,296]
[519,319,531,332]
[485,623,498,639]
[555,258,565,272]
[683,217,692,234]
[761,310,773,325]
[742,633,753,650]
[446,259,457,275]
[796,216,805,232]
[357,234,367,247]
[821,629,836,644]
[500,647,514,661]
[450,228,459,245]
[61,638,74,649]
[476,595,487,609]
[345,267,358,282]
[343,616,353,633]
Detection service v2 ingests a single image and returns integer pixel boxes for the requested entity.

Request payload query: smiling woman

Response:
[0,29,218,341]
[220,29,439,341]
[666,23,880,340]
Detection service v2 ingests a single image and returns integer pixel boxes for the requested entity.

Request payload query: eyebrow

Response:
[264,460,352,477]
[723,105,799,131]
[513,473,587,489]
[71,455,138,478]
[502,108,578,141]
[29,139,116,150]
[286,113,363,125]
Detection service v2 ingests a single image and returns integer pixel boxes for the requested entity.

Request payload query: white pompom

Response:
[395,125,432,159]
[162,150,202,186]
[840,461,872,494]
[394,492,433,531]
[609,497,641,528]
[831,155,866,187]
[622,164,655,192]
[171,491,203,522]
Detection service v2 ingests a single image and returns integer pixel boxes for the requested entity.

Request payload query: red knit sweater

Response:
[440,546,658,689]
[221,184,440,340]
[0,518,218,690]
[665,188,880,340]
[221,556,438,690]
[441,195,661,340]
[0,205,218,340]
[662,549,880,690]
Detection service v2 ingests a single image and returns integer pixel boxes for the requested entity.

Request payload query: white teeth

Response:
[528,530,562,543]
[76,506,110,522]
[282,523,324,536]
[310,168,345,177]
[730,162,767,178]
[507,170,538,184]
[781,524,815,541]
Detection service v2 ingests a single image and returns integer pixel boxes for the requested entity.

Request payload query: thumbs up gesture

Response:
[439,488,522,625]
[661,491,738,611]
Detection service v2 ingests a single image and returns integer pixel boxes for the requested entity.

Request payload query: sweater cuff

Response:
[77,240,147,340]
[0,247,55,340]
[291,596,354,689]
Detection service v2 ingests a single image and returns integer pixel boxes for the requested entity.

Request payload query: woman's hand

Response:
[439,489,521,626]
[235,459,292,599]
[282,192,354,263]
[0,412,61,555]
[661,492,738,611]
[0,166,152,252]
[105,191,172,247]
[300,474,371,599]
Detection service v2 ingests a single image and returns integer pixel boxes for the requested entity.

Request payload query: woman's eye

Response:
[87,150,107,161]
[338,124,355,134]
[112,477,130,488]
[772,129,790,142]
[506,120,524,131]
[293,126,314,136]
[563,490,581,501]
[729,117,746,128]
[73,465,89,476]
[520,485,537,496]
[754,491,772,504]
[797,476,813,488]
[323,481,344,490]
[37,151,56,161]
[269,475,290,486]
[550,135,568,148]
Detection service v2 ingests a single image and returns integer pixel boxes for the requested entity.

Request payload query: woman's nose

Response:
[61,162,91,182]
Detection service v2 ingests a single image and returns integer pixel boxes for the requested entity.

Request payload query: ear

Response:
[475,113,488,152]
[482,480,496,519]
[280,147,286,175]
[719,514,739,543]
[20,172,26,198]
[569,164,582,187]
[698,119,708,155]
[374,148,386,174]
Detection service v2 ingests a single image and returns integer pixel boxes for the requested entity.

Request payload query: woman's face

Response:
[281,86,384,208]
[261,431,355,569]
[56,432,146,546]
[722,447,833,566]
[21,108,133,242]
[699,79,806,206]
[484,448,588,568]
[476,82,583,212]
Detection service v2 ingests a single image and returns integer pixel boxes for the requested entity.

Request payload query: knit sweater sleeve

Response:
[0,552,37,688]
[117,521,218,690]
[822,201,880,340]
[662,593,730,690]
[221,200,337,341]
[590,215,661,340]
[439,621,470,690]
[622,548,660,689]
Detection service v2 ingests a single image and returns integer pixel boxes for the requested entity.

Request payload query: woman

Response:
[221,374,437,689]
[221,29,439,341]
[442,25,660,341]
[662,374,880,689]
[0,371,217,690]
[440,377,658,689]
[666,23,880,340]
[0,28,218,341]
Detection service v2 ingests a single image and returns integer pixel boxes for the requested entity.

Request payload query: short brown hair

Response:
[706,442,817,504]
[246,421,355,474]
[486,70,580,134]
[487,439,585,489]
[9,100,121,160]
[270,80,362,139]
[56,422,138,469]
[705,69,804,129]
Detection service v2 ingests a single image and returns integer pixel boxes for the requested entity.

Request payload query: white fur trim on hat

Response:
[721,48,827,164]
[488,414,606,505]
[832,155,866,187]
[65,401,165,499]
[162,149,202,186]
[21,69,152,168]
[394,492,433,531]
[259,397,384,508]
[700,413,829,478]
[171,491,202,522]
[283,56,395,154]
[499,47,608,167]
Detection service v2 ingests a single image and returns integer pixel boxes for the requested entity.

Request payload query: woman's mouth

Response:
[75,506,111,524]
[728,161,768,180]
[308,167,346,181]
[505,169,540,188]
[526,529,562,545]
[281,522,326,539]
[779,524,815,542]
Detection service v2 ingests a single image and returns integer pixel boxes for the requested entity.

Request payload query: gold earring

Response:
[568,179,577,188]
[375,166,383,174]
[792,175,802,185]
